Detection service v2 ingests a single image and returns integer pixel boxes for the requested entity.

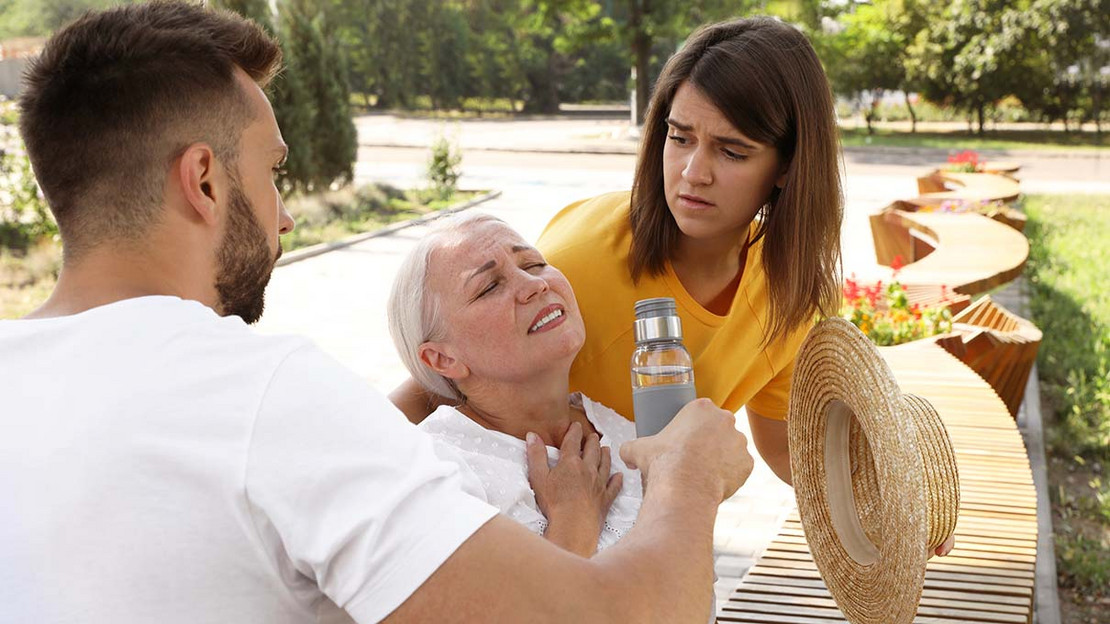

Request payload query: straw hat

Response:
[788,318,960,624]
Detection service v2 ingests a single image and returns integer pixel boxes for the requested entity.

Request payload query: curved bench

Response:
[869,208,1029,296]
[935,296,1042,418]
[900,197,1028,233]
[917,171,1023,204]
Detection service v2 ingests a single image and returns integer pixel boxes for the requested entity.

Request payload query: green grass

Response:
[1026,193,1110,459]
[0,242,60,319]
[280,183,478,253]
[350,94,522,117]
[1025,192,1110,597]
[839,127,1109,151]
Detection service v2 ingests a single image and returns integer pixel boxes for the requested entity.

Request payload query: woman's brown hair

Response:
[629,17,843,345]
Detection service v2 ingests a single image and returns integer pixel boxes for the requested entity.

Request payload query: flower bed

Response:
[840,261,954,346]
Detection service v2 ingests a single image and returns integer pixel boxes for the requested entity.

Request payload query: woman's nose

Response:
[682,147,713,186]
[517,271,549,303]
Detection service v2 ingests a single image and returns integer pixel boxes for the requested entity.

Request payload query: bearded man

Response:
[0,2,752,622]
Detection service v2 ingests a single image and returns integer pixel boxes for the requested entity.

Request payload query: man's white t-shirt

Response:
[0,296,498,624]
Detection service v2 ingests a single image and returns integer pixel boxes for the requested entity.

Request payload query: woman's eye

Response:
[476,282,498,299]
[667,134,688,145]
[525,262,547,272]
[722,149,746,161]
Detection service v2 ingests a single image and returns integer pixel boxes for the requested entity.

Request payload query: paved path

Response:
[257,118,1107,612]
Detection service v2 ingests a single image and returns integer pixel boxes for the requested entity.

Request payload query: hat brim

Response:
[788,318,958,624]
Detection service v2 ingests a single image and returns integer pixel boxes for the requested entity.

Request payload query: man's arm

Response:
[385,398,752,623]
[748,408,792,486]
[388,377,445,424]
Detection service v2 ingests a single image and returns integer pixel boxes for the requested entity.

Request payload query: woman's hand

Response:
[525,422,623,557]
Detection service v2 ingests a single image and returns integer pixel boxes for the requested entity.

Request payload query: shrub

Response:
[0,147,57,252]
[426,134,462,200]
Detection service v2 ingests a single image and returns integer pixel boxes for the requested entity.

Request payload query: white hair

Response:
[387,211,507,401]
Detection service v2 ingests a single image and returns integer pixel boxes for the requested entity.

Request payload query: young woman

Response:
[534,17,843,485]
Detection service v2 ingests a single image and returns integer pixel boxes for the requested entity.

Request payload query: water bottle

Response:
[630,297,696,437]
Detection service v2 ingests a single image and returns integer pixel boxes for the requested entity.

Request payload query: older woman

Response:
[388,213,642,557]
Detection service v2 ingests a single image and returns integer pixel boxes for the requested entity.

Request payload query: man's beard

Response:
[214,180,281,324]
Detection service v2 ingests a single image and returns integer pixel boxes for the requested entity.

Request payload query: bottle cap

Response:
[634,297,683,343]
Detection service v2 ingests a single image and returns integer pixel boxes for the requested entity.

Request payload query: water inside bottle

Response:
[632,365,694,387]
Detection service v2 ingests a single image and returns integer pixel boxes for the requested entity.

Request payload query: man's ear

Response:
[176,143,221,226]
[419,342,470,381]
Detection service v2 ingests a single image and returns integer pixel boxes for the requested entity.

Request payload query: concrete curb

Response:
[1006,278,1062,624]
[275,190,503,267]
[359,140,1106,160]
[1020,363,1063,624]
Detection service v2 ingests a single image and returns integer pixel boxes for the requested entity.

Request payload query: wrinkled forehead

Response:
[428,219,527,276]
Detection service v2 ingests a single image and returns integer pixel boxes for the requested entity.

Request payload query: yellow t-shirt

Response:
[536,191,811,421]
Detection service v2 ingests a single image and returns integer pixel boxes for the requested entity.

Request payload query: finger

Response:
[598,445,612,481]
[560,421,583,457]
[524,432,549,486]
[582,433,601,469]
[937,534,956,557]
[618,439,641,470]
[605,472,623,507]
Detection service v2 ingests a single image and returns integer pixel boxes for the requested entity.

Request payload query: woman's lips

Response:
[677,193,714,210]
[528,304,567,334]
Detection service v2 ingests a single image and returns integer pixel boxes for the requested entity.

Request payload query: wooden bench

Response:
[897,197,1028,233]
[720,340,1038,623]
[917,171,1022,204]
[936,297,1042,418]
[977,162,1021,179]
[869,208,1029,296]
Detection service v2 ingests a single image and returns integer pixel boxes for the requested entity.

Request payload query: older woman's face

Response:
[425,221,585,383]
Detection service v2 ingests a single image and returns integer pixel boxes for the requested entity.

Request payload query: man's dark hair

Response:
[18,0,282,258]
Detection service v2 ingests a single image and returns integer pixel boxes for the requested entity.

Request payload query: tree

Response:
[211,0,271,20]
[905,0,1031,135]
[0,0,139,38]
[821,0,930,133]
[280,0,357,189]
[217,0,355,193]
[1014,0,1110,132]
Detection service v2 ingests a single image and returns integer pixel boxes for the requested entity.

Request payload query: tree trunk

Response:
[905,93,917,134]
[629,0,651,127]
[633,36,651,126]
[522,43,560,115]
[866,91,880,135]
[977,100,986,136]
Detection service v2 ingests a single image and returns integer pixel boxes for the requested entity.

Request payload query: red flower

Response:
[891,254,905,275]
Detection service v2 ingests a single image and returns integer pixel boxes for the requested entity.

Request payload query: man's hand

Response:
[526,422,623,557]
[929,533,956,558]
[619,398,753,503]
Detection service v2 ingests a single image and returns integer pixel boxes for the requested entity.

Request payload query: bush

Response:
[426,134,462,200]
[0,146,57,252]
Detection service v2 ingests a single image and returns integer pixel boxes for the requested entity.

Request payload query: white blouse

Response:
[418,393,642,552]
